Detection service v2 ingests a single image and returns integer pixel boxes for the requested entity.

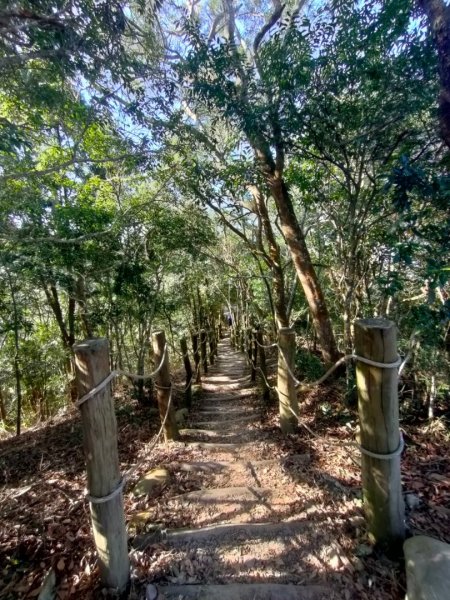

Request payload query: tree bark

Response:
[248,136,339,364]
[250,185,289,329]
[419,0,450,149]
[269,177,339,363]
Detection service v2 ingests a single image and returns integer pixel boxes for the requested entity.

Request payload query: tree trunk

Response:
[250,185,289,329]
[249,135,338,363]
[0,389,7,423]
[270,178,339,363]
[419,0,450,149]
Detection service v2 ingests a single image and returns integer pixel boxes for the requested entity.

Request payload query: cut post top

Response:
[73,337,108,352]
[278,327,295,336]
[355,318,395,330]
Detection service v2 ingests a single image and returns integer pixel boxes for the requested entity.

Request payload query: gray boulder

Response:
[404,535,450,600]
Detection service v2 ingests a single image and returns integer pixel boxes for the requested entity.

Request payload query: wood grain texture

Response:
[73,338,129,591]
[180,337,193,409]
[152,330,179,441]
[200,329,208,375]
[354,318,405,551]
[277,327,298,434]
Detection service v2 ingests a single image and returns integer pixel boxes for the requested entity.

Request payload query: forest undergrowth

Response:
[1,367,448,600]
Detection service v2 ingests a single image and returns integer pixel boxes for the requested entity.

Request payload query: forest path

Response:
[139,335,339,600]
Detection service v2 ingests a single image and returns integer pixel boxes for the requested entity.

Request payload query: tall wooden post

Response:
[354,318,405,551]
[239,327,245,352]
[180,337,193,409]
[246,328,253,368]
[251,329,258,382]
[208,329,215,365]
[200,329,208,374]
[152,330,179,441]
[191,332,201,383]
[257,329,270,403]
[73,339,129,592]
[214,327,219,356]
[277,328,298,434]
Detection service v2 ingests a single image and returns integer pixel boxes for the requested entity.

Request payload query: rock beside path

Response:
[132,467,170,497]
[404,535,450,600]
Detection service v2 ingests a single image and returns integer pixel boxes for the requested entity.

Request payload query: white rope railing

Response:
[245,334,405,461]
[286,405,404,461]
[76,344,168,407]
[255,338,278,349]
[277,347,402,390]
[86,385,174,504]
[173,372,196,392]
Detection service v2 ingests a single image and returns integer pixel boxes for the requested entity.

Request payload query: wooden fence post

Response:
[191,332,201,383]
[208,329,215,365]
[152,330,179,441]
[73,339,129,592]
[200,329,208,374]
[277,327,298,434]
[214,327,219,356]
[239,327,245,352]
[180,337,193,409]
[354,318,405,551]
[250,329,258,382]
[246,328,253,369]
[256,329,270,403]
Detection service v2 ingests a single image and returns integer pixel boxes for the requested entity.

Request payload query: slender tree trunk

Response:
[270,178,339,363]
[0,389,7,423]
[7,272,22,435]
[249,135,338,363]
[251,185,289,329]
[419,0,450,149]
[76,275,94,338]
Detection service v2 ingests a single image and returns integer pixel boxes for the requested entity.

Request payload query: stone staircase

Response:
[137,336,337,600]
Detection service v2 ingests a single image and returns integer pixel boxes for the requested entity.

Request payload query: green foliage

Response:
[295,348,325,382]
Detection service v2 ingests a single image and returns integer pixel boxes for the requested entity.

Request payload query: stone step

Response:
[170,486,271,504]
[200,391,255,403]
[172,455,309,475]
[202,383,254,392]
[187,441,248,452]
[190,415,256,428]
[196,408,254,417]
[163,517,307,545]
[180,428,239,438]
[204,375,251,382]
[158,583,330,600]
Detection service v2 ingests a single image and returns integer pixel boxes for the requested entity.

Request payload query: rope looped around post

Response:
[84,385,174,505]
[76,344,168,407]
[87,477,125,505]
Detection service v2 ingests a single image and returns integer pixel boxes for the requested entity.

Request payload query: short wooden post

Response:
[354,318,405,551]
[73,339,129,592]
[277,327,298,434]
[251,329,258,382]
[245,328,252,368]
[191,332,201,383]
[180,337,193,409]
[152,330,179,441]
[200,329,208,374]
[208,329,215,365]
[257,329,270,403]
[214,327,219,356]
[239,327,245,352]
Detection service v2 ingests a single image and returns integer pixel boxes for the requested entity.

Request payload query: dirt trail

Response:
[140,336,339,599]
